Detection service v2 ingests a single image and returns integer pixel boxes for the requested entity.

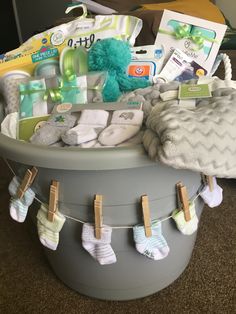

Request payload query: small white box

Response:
[154,10,227,74]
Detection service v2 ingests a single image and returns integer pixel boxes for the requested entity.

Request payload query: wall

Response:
[0,1,19,54]
[12,0,70,44]
[215,0,236,26]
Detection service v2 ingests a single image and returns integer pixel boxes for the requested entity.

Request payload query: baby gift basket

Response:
[0,4,232,300]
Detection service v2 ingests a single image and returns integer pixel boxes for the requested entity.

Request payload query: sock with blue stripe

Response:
[133,220,170,260]
[82,223,117,265]
[36,204,66,251]
[8,176,35,223]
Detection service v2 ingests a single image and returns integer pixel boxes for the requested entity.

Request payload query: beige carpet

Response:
[0,163,235,314]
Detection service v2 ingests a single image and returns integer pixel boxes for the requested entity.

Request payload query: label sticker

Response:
[179,83,212,99]
[31,47,59,63]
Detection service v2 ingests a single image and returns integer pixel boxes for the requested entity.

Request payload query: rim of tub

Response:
[0,132,155,170]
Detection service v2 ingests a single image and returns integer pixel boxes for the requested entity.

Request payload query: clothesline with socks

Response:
[5,158,202,227]
[4,159,223,265]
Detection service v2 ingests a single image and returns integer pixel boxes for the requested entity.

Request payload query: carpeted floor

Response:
[0,162,235,314]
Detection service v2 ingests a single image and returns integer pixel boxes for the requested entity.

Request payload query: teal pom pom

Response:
[88,38,152,102]
[88,38,131,72]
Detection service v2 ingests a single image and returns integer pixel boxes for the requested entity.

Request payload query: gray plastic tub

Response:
[0,129,204,301]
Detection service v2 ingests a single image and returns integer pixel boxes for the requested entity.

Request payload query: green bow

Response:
[159,24,218,51]
[20,79,80,103]
[44,87,64,102]
[64,69,77,82]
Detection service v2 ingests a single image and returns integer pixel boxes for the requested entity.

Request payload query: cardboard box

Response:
[154,10,227,74]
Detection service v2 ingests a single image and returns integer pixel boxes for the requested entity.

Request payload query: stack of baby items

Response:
[0,37,150,148]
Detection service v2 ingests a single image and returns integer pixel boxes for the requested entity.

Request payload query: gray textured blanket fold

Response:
[144,88,236,178]
[120,78,236,178]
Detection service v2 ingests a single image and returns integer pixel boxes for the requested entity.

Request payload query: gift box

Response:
[154,10,227,74]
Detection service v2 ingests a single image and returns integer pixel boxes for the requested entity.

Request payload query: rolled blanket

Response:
[143,86,236,178]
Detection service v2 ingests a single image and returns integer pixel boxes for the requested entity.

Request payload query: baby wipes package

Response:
[128,45,165,82]
[0,4,142,78]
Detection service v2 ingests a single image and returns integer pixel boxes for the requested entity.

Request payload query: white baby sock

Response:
[79,139,99,148]
[172,202,198,235]
[8,176,35,223]
[1,112,18,139]
[98,109,144,146]
[133,220,170,260]
[200,177,223,208]
[37,204,66,251]
[82,223,117,265]
[61,109,109,146]
[117,130,144,147]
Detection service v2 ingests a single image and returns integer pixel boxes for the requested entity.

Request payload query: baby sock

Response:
[1,112,18,139]
[200,177,223,208]
[8,176,35,222]
[30,113,77,145]
[133,220,170,260]
[82,223,117,265]
[117,130,144,147]
[172,202,198,235]
[79,139,99,148]
[98,109,144,146]
[37,204,66,251]
[61,110,109,146]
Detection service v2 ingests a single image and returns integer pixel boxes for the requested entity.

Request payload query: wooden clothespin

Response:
[17,167,38,199]
[201,173,214,192]
[48,180,60,222]
[141,195,152,237]
[94,194,103,239]
[206,175,214,192]
[176,182,191,222]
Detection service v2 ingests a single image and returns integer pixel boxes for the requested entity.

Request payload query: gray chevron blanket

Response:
[119,78,236,178]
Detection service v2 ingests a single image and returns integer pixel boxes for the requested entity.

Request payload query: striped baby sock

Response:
[37,204,66,250]
[172,202,198,235]
[133,220,170,260]
[8,176,35,223]
[200,177,223,208]
[82,223,117,265]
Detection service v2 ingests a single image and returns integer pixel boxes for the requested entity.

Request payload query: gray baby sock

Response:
[30,113,77,145]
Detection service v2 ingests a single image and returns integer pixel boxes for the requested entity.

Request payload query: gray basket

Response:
[0,125,204,300]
